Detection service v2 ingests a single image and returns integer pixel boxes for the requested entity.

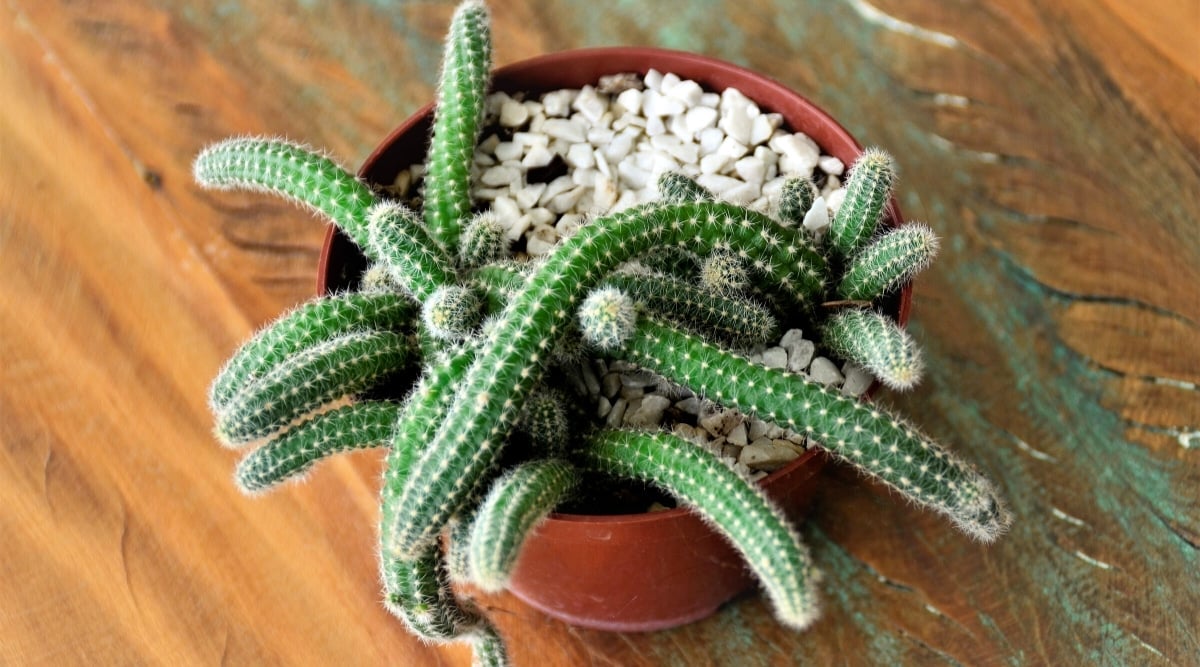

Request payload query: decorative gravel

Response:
[392,69,878,480]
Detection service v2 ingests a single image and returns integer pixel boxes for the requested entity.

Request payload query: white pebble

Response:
[697,127,725,154]
[825,187,847,216]
[819,155,845,175]
[499,100,529,127]
[540,176,575,204]
[842,363,874,396]
[666,79,704,107]
[566,142,596,169]
[685,106,719,134]
[716,136,750,159]
[762,347,788,369]
[480,165,520,187]
[522,145,554,169]
[642,89,686,117]
[542,89,575,117]
[493,141,522,162]
[696,173,743,196]
[699,152,732,175]
[542,118,587,143]
[699,92,720,108]
[643,68,664,92]
[616,88,643,114]
[750,113,782,146]
[618,160,652,190]
[809,356,844,386]
[734,156,766,184]
[572,86,607,124]
[719,98,756,145]
[514,183,546,210]
[722,182,760,206]
[802,196,830,234]
[786,339,816,373]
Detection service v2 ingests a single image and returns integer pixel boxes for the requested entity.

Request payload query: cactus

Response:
[576,430,820,629]
[196,1,1009,658]
[778,177,818,226]
[828,148,896,256]
[466,458,578,592]
[821,308,924,391]
[838,224,939,301]
[423,0,492,248]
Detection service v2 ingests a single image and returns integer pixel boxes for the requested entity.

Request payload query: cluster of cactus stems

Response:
[194,1,1010,664]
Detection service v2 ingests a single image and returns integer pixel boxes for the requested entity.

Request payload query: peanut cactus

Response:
[194,2,1010,663]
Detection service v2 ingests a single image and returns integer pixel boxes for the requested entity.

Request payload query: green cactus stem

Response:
[381,543,486,643]
[576,429,820,629]
[215,330,410,446]
[423,0,492,248]
[639,246,701,279]
[193,137,377,252]
[366,201,457,301]
[829,148,896,256]
[422,285,485,341]
[234,401,399,494]
[209,292,412,413]
[836,223,939,301]
[459,212,511,269]
[469,626,509,667]
[601,271,779,348]
[383,202,826,558]
[467,458,578,592]
[778,177,818,226]
[656,172,715,203]
[612,316,1012,543]
[821,309,924,391]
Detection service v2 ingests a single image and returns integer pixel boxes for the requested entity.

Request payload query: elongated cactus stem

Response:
[459,211,511,268]
[821,309,924,391]
[577,430,821,629]
[829,148,896,256]
[778,177,818,226]
[837,224,939,301]
[193,137,377,252]
[366,201,457,301]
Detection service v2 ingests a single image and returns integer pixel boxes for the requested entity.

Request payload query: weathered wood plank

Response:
[1,0,1196,664]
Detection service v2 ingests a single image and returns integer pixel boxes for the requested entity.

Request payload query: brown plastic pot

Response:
[318,47,910,633]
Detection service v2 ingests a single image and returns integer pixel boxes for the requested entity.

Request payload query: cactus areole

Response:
[318,48,922,631]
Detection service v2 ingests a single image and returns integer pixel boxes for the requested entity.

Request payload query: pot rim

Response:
[318,45,910,528]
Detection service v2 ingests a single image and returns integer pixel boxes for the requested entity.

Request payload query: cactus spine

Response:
[423,0,492,247]
[467,459,578,592]
[366,201,457,301]
[459,212,510,268]
[576,430,820,629]
[656,172,715,203]
[422,285,485,340]
[821,309,924,391]
[578,287,637,351]
[193,138,377,252]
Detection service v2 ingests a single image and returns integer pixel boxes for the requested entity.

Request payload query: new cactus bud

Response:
[423,0,492,248]
[778,177,818,226]
[367,201,457,302]
[360,264,400,293]
[699,251,750,295]
[459,211,510,268]
[837,223,939,301]
[821,308,924,391]
[656,172,715,203]
[423,285,485,341]
[193,137,377,252]
[517,389,571,452]
[467,459,578,592]
[829,148,896,256]
[579,286,637,351]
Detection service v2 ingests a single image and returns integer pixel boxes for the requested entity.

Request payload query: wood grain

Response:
[1,0,1196,664]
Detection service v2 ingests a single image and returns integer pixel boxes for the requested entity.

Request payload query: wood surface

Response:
[2,0,1197,664]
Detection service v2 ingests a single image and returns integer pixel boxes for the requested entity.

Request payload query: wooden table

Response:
[2,1,1197,664]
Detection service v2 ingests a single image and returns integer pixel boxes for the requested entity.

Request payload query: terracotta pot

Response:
[318,47,910,632]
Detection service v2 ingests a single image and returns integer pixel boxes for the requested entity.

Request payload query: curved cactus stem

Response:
[467,459,578,592]
[837,223,939,301]
[821,309,924,391]
[193,137,377,252]
[209,292,413,412]
[424,0,492,248]
[235,401,400,494]
[656,172,715,203]
[829,148,896,257]
[383,202,826,559]
[215,330,411,446]
[469,625,510,667]
[366,201,457,301]
[381,542,486,644]
[613,317,1012,543]
[447,510,477,585]
[576,429,820,629]
[778,177,818,226]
